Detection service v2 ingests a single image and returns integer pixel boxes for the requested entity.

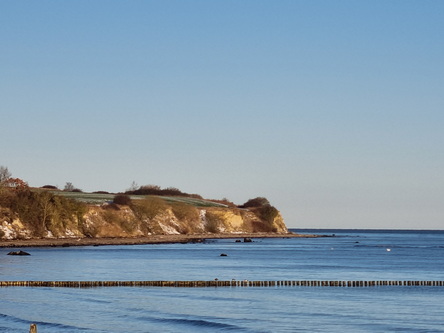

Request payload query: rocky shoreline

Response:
[0,232,323,248]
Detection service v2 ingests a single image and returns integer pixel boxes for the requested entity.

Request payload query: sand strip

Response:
[0,232,322,248]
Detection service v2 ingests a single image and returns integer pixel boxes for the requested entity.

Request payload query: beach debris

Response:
[7,250,31,256]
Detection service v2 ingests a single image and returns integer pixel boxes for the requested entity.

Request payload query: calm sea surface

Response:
[1,229,444,332]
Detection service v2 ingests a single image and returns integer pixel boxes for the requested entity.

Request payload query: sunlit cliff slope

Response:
[0,185,288,240]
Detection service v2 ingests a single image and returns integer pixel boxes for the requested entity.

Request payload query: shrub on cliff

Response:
[239,197,270,208]
[113,194,132,205]
[126,184,202,199]
[259,204,279,224]
[171,202,199,221]
[205,211,224,233]
[102,209,137,234]
[238,197,279,226]
[131,197,167,220]
[41,185,58,190]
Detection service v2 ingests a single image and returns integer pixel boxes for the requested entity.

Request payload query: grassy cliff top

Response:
[44,190,229,208]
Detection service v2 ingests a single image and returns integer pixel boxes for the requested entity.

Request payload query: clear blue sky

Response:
[2,1,443,229]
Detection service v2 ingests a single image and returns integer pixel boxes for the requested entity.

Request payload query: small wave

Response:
[31,320,97,331]
[0,313,97,332]
[0,313,31,325]
[72,296,113,305]
[132,313,248,331]
[166,317,242,329]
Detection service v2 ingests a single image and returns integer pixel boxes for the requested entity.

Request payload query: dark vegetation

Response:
[113,194,132,205]
[238,197,271,208]
[125,184,203,199]
[205,211,224,233]
[41,185,58,190]
[239,196,278,222]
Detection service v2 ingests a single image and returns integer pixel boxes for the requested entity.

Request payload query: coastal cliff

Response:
[0,189,289,241]
[81,203,288,238]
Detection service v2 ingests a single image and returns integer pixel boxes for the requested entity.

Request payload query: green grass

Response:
[48,191,116,204]
[49,191,227,208]
[161,196,227,208]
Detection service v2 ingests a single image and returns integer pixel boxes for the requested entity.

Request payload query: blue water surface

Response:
[1,229,444,332]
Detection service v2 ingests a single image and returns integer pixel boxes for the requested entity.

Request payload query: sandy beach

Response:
[0,232,321,248]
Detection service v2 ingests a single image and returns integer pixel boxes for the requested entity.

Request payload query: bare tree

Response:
[39,191,53,231]
[127,181,139,192]
[64,182,75,192]
[0,166,12,184]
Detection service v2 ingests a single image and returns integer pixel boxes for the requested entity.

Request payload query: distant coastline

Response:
[292,228,444,233]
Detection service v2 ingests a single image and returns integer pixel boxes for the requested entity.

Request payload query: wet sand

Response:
[0,232,322,248]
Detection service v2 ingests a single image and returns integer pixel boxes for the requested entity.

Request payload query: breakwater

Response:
[1,280,444,288]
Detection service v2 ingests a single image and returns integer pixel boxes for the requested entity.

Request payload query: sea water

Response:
[1,229,444,332]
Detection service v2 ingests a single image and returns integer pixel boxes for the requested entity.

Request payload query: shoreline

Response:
[0,232,324,248]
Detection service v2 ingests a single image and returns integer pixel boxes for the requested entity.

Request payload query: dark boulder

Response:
[7,250,31,256]
[243,238,252,243]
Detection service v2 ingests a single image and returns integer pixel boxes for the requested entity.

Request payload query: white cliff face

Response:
[0,215,33,239]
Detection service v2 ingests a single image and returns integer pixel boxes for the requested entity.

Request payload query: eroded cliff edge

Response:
[0,191,289,241]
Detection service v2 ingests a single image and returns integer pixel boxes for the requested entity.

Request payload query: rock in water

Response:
[7,250,31,256]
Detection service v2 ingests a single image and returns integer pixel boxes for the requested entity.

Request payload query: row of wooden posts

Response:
[3,280,444,288]
[20,279,444,332]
